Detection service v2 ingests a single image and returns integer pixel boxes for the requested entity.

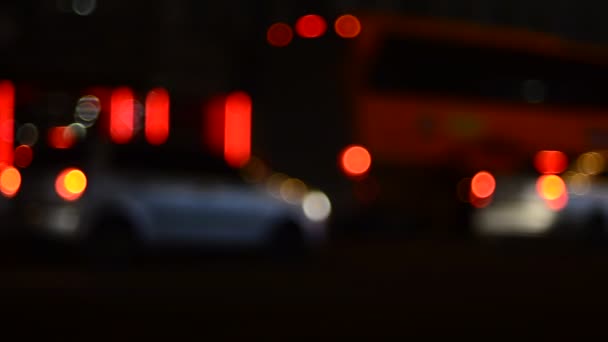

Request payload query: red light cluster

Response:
[267,14,361,47]
[108,87,171,145]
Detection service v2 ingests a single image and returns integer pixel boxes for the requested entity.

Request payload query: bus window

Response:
[368,35,608,107]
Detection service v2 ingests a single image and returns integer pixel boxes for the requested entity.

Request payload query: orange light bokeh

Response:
[267,22,293,47]
[14,145,33,168]
[471,171,496,199]
[0,166,20,198]
[224,91,252,168]
[145,87,170,145]
[55,168,87,201]
[295,14,327,38]
[341,145,372,177]
[536,175,566,201]
[334,14,361,38]
[534,150,568,174]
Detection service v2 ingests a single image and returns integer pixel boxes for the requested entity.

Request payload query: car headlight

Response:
[302,191,331,222]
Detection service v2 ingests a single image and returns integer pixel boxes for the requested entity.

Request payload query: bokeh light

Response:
[546,191,568,211]
[471,171,496,199]
[267,173,288,198]
[340,145,371,177]
[110,87,135,144]
[55,168,87,201]
[240,156,270,183]
[48,126,76,149]
[267,22,293,47]
[295,14,327,38]
[17,123,39,146]
[224,91,252,168]
[0,80,14,166]
[83,86,111,133]
[68,122,87,140]
[566,172,590,196]
[302,191,332,222]
[334,14,361,38]
[534,150,568,174]
[145,87,170,145]
[14,145,33,169]
[0,166,20,198]
[578,152,605,175]
[74,95,101,127]
[536,175,566,201]
[280,178,308,204]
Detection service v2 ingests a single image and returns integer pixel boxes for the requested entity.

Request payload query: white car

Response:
[13,147,331,260]
[472,173,608,241]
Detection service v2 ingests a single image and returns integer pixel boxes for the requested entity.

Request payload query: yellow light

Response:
[578,152,605,175]
[56,168,87,201]
[537,175,566,201]
[280,178,308,204]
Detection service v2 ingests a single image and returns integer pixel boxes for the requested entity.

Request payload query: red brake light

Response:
[145,87,170,145]
[295,14,327,38]
[340,145,372,177]
[471,171,496,199]
[534,150,567,174]
[224,91,252,168]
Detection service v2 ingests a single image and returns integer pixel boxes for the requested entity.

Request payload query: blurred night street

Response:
[5,0,608,337]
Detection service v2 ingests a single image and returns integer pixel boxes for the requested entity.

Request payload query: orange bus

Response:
[343,14,608,233]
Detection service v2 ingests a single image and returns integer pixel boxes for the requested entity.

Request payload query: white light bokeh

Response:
[75,95,101,127]
[302,191,332,222]
[68,122,87,140]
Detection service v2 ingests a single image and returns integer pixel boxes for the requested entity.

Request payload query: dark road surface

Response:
[1,236,608,338]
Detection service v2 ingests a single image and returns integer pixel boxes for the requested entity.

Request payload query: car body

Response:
[472,172,608,241]
[11,145,330,256]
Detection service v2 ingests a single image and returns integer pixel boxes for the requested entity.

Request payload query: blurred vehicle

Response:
[473,151,608,242]
[337,14,608,236]
[4,85,330,260]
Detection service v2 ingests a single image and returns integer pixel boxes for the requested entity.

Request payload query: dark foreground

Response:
[1,234,608,338]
